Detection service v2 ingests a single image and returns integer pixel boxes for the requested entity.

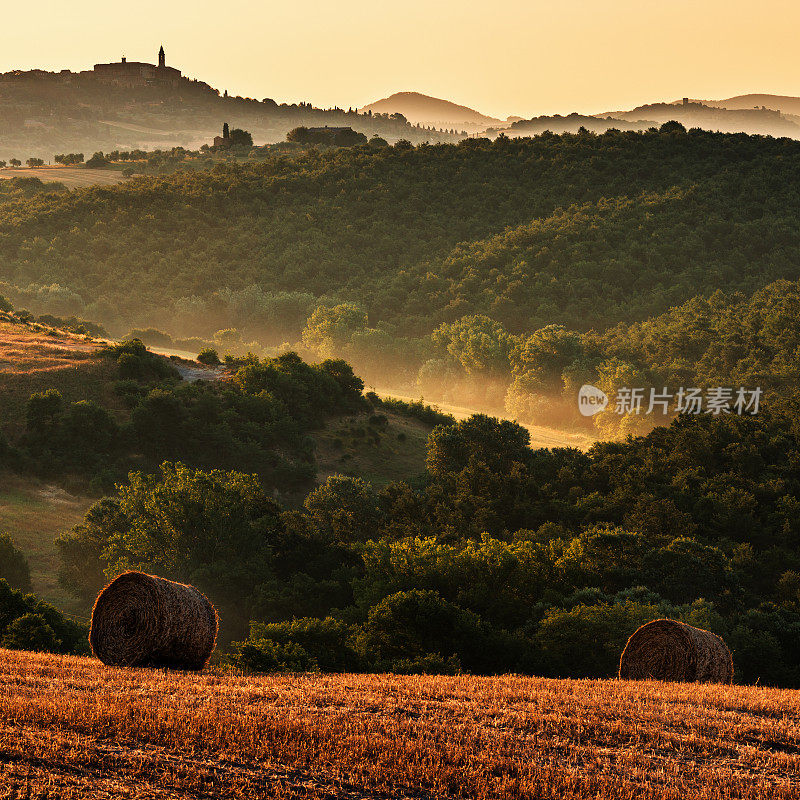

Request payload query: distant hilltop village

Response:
[0,45,212,93]
[93,46,181,88]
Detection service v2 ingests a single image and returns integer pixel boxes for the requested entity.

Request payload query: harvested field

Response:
[0,166,126,188]
[1,648,799,799]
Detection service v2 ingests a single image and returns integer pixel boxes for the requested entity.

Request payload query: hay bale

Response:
[89,572,218,670]
[619,618,733,683]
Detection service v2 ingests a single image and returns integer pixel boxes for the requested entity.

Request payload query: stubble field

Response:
[1,649,799,799]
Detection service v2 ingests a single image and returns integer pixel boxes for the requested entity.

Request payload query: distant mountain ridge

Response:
[360,91,504,132]
[702,94,800,116]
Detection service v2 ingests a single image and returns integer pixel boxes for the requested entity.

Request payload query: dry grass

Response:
[0,319,122,438]
[313,411,432,491]
[0,167,126,188]
[0,473,92,609]
[1,649,799,799]
[374,388,598,451]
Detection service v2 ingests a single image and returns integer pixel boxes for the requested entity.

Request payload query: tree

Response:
[222,122,230,139]
[332,128,367,146]
[67,463,286,633]
[26,158,44,167]
[26,389,63,432]
[0,579,88,655]
[229,128,253,147]
[2,613,60,652]
[85,152,109,168]
[286,126,309,143]
[426,414,531,479]
[304,475,381,543]
[0,534,31,592]
[432,315,513,377]
[230,617,359,673]
[536,600,664,678]
[301,303,368,357]
[197,347,220,365]
[355,589,512,673]
[660,120,687,134]
[8,159,20,167]
[509,324,585,393]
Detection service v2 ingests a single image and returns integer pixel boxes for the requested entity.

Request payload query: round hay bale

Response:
[90,572,218,670]
[619,618,733,683]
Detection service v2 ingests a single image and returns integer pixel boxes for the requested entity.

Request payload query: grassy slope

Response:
[0,322,436,608]
[0,318,113,610]
[375,388,598,451]
[0,317,122,438]
[0,475,92,612]
[2,649,799,799]
[312,411,432,490]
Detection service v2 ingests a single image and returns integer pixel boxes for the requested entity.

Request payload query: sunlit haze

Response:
[3,0,799,118]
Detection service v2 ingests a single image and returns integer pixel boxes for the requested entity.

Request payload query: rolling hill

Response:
[3,648,800,799]
[0,316,120,438]
[705,93,800,115]
[6,128,800,344]
[604,100,800,137]
[360,91,504,131]
[0,314,441,610]
[0,71,459,163]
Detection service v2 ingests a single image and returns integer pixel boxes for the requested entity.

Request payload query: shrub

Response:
[304,476,381,543]
[197,348,221,365]
[244,617,360,672]
[0,534,31,592]
[355,589,515,674]
[26,389,63,432]
[0,579,88,654]
[1,613,60,652]
[227,638,316,673]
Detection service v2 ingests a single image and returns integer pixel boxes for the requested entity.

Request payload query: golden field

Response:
[1,649,799,799]
[0,167,126,188]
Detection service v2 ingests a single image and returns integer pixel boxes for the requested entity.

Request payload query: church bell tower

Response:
[158,45,165,68]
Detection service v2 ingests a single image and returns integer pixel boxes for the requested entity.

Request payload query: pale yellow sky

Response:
[2,0,798,118]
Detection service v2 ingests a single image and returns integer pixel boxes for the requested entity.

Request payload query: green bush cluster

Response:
[0,534,31,592]
[0,579,88,655]
[57,405,800,685]
[13,348,366,491]
[5,129,800,346]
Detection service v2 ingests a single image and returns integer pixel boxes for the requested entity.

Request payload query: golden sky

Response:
[2,0,797,118]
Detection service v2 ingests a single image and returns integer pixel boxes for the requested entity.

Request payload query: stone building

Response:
[93,46,182,88]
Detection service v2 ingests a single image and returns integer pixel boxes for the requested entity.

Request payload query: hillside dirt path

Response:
[373,387,598,451]
[147,344,596,450]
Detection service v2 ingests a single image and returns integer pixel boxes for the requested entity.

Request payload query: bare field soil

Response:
[1,649,799,799]
[0,167,126,188]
